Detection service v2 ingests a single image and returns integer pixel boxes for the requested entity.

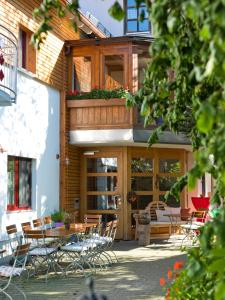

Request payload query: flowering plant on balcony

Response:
[66,87,129,100]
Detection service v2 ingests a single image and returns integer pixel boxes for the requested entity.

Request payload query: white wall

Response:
[0,70,60,239]
[186,152,212,210]
[80,0,124,36]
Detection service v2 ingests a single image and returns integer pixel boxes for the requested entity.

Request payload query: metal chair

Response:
[43,216,54,229]
[33,218,43,229]
[0,243,30,300]
[6,225,22,253]
[24,229,59,281]
[180,210,207,246]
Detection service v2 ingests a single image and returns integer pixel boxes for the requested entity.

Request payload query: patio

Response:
[6,236,186,300]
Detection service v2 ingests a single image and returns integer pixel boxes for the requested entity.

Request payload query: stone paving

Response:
[2,235,187,300]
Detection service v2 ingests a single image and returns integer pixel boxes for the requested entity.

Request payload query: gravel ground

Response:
[2,235,187,300]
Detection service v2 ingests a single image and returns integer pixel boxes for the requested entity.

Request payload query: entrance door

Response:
[81,150,123,239]
[128,148,185,239]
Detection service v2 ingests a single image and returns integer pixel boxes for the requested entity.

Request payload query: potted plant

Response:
[66,87,128,100]
[51,210,65,227]
[63,212,73,230]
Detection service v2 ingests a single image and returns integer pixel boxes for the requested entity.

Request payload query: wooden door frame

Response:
[126,147,186,239]
[80,147,124,239]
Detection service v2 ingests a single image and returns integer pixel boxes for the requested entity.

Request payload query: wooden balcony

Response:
[67,98,134,130]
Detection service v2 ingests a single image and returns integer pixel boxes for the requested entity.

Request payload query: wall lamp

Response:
[83,150,99,156]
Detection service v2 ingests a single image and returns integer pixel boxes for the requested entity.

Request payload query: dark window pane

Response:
[104,55,124,90]
[131,176,153,191]
[87,158,117,173]
[159,195,180,207]
[159,159,181,173]
[87,195,119,210]
[127,20,137,32]
[132,195,153,209]
[131,158,153,173]
[159,177,177,191]
[87,176,117,191]
[127,8,137,19]
[138,19,149,31]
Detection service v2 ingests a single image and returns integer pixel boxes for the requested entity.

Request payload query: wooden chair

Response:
[0,243,30,300]
[84,214,102,235]
[6,224,22,252]
[21,222,32,232]
[33,218,43,229]
[43,216,53,229]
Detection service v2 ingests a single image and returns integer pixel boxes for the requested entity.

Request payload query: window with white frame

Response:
[125,0,150,34]
[7,156,32,211]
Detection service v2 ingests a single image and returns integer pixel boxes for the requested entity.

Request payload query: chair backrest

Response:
[84,214,102,224]
[111,220,118,240]
[103,221,113,237]
[43,216,53,229]
[192,210,207,223]
[145,201,167,221]
[24,229,45,240]
[21,222,32,232]
[6,224,21,252]
[33,218,43,228]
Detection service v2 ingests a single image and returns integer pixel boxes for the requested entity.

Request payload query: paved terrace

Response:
[5,236,186,300]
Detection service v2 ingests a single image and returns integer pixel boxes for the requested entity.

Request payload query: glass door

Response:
[82,150,123,239]
[128,148,185,239]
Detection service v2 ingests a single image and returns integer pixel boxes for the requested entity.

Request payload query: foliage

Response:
[66,88,128,100]
[126,0,225,298]
[51,209,65,222]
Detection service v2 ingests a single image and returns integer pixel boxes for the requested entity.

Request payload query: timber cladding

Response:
[1,0,80,90]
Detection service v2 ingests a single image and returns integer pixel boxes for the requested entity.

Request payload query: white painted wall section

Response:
[0,70,60,238]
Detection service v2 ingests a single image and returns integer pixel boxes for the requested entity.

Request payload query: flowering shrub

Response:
[160,260,185,299]
[66,87,129,100]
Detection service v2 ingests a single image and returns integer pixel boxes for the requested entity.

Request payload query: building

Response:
[0,0,211,242]
[62,1,212,240]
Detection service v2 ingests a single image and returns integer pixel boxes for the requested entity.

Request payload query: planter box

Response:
[67,98,134,130]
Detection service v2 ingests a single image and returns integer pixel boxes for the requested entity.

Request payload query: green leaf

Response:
[108,1,125,21]
[196,103,215,133]
[188,172,197,191]
[200,24,211,40]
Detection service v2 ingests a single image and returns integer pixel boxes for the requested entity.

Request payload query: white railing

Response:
[0,25,18,106]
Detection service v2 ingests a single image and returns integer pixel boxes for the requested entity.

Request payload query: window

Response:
[7,156,32,211]
[104,55,124,90]
[72,56,92,92]
[125,0,150,33]
[19,26,36,73]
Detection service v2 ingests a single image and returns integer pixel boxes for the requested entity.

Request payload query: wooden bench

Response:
[135,201,172,242]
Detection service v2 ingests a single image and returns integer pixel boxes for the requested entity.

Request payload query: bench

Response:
[135,201,172,242]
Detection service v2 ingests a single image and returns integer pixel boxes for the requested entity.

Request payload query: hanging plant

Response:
[127,191,137,204]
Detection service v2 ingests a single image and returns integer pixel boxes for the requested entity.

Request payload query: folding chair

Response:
[180,210,207,246]
[84,214,102,235]
[24,229,59,281]
[6,225,22,253]
[0,243,30,300]
[43,216,54,229]
[33,218,43,229]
